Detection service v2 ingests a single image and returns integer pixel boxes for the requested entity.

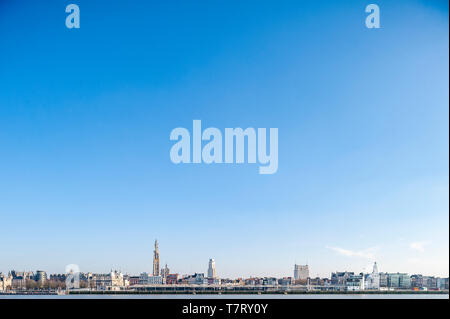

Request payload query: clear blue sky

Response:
[0,0,448,278]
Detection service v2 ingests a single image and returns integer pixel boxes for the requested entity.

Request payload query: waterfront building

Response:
[35,270,47,283]
[11,277,26,289]
[331,271,354,286]
[91,273,110,290]
[139,272,150,285]
[411,274,424,288]
[308,277,325,286]
[8,271,34,289]
[139,272,163,285]
[11,271,34,281]
[11,270,35,280]
[411,274,447,290]
[123,276,130,287]
[436,277,447,290]
[91,271,125,290]
[294,264,309,280]
[443,278,449,290]
[129,276,140,286]
[185,273,207,285]
[149,276,163,285]
[0,273,13,291]
[263,277,278,285]
[365,262,380,290]
[161,264,170,280]
[207,277,221,285]
[244,277,259,286]
[207,259,217,279]
[421,276,442,290]
[379,272,388,288]
[165,274,179,285]
[153,240,160,276]
[49,274,66,282]
[345,274,365,291]
[387,273,411,289]
[278,277,293,286]
[398,273,411,289]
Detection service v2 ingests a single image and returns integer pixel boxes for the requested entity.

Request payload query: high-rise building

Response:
[153,240,160,276]
[35,270,47,283]
[294,264,309,280]
[207,259,217,279]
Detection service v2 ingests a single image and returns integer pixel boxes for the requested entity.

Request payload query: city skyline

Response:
[0,0,448,279]
[0,239,447,279]
[0,258,448,290]
[2,261,448,294]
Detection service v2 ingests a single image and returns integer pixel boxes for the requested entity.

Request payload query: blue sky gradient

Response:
[0,0,448,278]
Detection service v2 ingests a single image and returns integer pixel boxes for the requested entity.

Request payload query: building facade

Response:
[165,274,179,285]
[331,271,354,286]
[294,264,309,280]
[388,273,411,289]
[161,264,170,281]
[129,276,140,286]
[0,273,13,291]
[139,272,163,285]
[365,262,380,290]
[345,274,365,291]
[208,259,217,279]
[35,270,47,283]
[91,271,125,290]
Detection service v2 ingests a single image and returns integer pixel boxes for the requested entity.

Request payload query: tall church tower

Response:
[153,240,160,276]
[208,258,217,279]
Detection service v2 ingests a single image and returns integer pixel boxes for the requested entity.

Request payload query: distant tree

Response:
[80,281,88,289]
[41,280,50,289]
[25,279,38,290]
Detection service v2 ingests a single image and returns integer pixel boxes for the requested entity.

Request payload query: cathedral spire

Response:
[153,239,160,276]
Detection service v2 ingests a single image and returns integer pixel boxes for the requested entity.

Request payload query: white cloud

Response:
[409,241,429,253]
[407,257,420,264]
[326,246,379,259]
